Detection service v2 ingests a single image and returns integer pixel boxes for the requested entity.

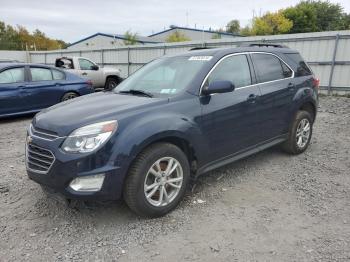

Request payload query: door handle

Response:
[82,72,88,76]
[246,94,258,103]
[287,83,295,90]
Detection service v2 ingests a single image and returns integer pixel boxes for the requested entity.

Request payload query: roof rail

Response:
[240,42,288,48]
[189,47,213,51]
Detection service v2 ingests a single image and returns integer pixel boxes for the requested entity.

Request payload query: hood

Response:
[33,92,167,136]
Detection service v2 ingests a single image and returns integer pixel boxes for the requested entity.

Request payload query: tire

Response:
[61,92,78,102]
[105,77,120,91]
[282,110,313,154]
[123,143,190,217]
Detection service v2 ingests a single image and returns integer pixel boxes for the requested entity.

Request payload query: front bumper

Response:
[26,127,125,201]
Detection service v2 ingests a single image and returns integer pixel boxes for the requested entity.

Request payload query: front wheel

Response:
[282,110,313,154]
[123,143,190,217]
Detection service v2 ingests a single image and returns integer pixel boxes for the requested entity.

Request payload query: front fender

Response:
[103,69,121,78]
[109,112,207,179]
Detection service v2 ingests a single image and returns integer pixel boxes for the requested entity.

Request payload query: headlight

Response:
[61,120,117,153]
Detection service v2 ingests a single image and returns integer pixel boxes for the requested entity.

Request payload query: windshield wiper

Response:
[118,89,153,97]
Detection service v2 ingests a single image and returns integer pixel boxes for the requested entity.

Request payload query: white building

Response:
[66,26,240,50]
[148,26,240,42]
[67,33,161,50]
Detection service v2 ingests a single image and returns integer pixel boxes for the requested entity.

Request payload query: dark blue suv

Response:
[26,44,319,217]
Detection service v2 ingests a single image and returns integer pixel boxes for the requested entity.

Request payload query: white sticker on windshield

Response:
[160,89,177,94]
[188,56,213,61]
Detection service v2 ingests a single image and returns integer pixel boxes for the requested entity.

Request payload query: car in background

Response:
[0,63,94,118]
[55,57,122,91]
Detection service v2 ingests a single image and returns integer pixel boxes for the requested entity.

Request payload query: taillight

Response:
[312,77,320,89]
[86,80,93,86]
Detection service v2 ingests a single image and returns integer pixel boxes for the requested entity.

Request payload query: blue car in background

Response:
[0,63,94,117]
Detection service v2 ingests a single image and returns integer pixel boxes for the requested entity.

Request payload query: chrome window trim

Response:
[199,51,295,96]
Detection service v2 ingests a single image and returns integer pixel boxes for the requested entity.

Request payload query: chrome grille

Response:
[30,124,59,141]
[26,144,55,174]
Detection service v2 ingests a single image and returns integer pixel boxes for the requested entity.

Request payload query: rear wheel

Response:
[282,110,313,154]
[61,92,78,102]
[123,143,190,217]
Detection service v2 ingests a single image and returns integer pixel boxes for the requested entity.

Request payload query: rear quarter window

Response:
[284,53,312,77]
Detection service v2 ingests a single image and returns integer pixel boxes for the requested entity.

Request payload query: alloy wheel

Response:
[296,118,311,148]
[108,80,118,89]
[63,94,77,101]
[144,157,183,207]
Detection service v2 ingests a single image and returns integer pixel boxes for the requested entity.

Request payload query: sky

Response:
[1,0,350,43]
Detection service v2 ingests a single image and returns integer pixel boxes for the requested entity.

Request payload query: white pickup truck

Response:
[55,57,122,90]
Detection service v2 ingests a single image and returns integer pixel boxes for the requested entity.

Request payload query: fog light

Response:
[69,174,105,192]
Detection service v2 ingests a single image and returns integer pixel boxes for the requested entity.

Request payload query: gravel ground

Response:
[0,96,349,262]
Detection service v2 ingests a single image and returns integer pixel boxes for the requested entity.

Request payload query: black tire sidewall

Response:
[126,144,190,217]
[105,78,119,90]
[290,111,313,154]
[61,92,78,102]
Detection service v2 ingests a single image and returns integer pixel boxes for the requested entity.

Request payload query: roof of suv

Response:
[175,46,297,58]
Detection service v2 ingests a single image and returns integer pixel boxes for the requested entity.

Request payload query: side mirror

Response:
[202,80,235,95]
[91,65,99,70]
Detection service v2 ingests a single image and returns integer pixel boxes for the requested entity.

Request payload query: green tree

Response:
[226,20,240,34]
[165,31,191,42]
[250,11,293,35]
[0,20,67,50]
[0,22,21,50]
[344,14,350,29]
[123,30,138,45]
[283,1,348,33]
[240,25,253,36]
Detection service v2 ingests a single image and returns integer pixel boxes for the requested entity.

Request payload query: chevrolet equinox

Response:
[26,44,319,217]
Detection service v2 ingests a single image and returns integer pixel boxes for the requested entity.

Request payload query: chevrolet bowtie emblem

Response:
[27,135,33,144]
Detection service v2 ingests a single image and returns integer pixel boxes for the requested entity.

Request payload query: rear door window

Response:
[207,54,252,88]
[30,68,53,81]
[52,69,65,80]
[252,53,292,83]
[0,67,25,84]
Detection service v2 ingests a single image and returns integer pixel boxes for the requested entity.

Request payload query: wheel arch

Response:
[299,101,316,121]
[128,133,198,174]
[106,75,122,82]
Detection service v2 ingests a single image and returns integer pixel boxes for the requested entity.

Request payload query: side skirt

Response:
[196,134,287,177]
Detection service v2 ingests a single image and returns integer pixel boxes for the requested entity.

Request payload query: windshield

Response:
[114,56,211,97]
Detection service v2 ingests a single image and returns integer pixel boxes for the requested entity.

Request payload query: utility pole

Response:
[186,11,189,27]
